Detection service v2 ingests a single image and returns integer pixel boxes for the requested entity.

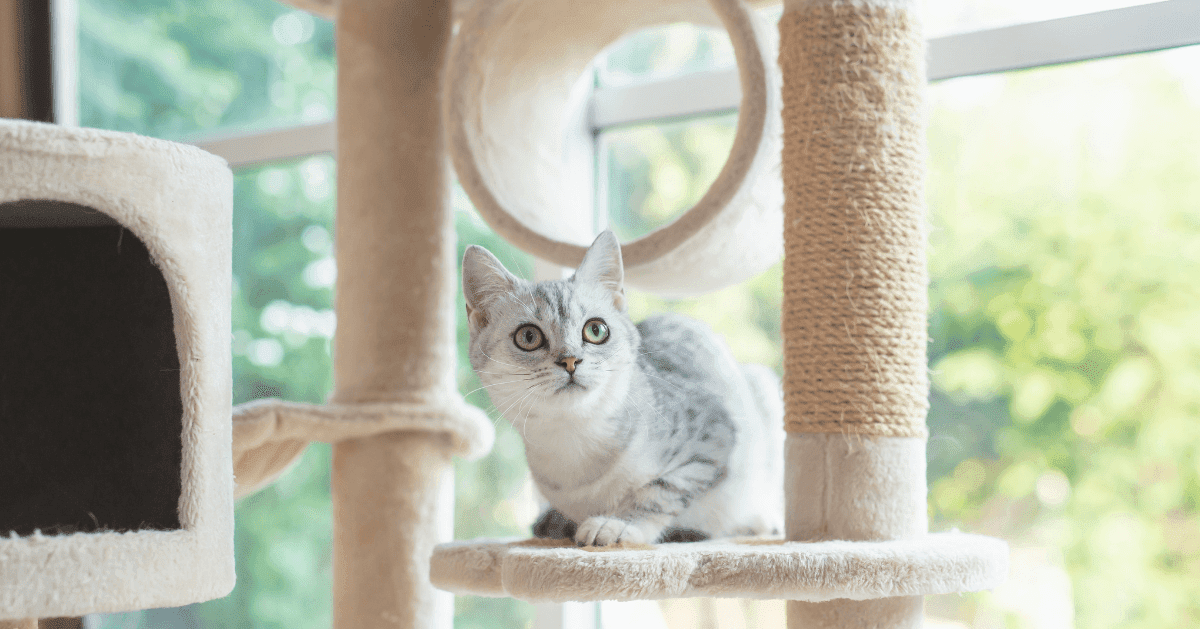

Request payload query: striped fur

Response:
[463,232,783,546]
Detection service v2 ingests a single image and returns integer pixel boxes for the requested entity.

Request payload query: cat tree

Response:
[233,0,1008,626]
[0,0,1008,628]
[0,121,235,625]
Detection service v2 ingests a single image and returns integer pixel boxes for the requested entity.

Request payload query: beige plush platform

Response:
[431,533,1007,603]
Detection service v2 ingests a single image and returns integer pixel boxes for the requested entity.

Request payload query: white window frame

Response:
[50,1,1200,166]
[54,1,1200,628]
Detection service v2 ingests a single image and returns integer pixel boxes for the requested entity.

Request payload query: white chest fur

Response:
[522,409,656,524]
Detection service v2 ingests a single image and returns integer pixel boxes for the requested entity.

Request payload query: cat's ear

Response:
[462,245,518,332]
[574,230,625,311]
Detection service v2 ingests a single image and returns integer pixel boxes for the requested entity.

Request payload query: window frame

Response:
[53,1,1200,164]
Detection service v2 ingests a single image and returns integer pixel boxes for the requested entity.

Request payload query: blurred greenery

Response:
[920,49,1200,629]
[80,0,334,139]
[77,0,1200,628]
[599,23,734,87]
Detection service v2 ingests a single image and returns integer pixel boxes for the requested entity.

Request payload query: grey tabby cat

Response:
[462,231,782,547]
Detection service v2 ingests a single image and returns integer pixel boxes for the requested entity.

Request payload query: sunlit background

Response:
[78,0,1200,628]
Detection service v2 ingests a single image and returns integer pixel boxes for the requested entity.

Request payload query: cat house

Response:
[0,120,234,622]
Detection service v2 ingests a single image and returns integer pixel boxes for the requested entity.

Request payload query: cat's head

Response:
[462,231,639,425]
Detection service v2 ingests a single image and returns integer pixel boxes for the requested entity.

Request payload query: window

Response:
[64,1,1200,627]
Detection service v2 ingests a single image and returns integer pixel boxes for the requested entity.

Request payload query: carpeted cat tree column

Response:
[780,0,928,626]
[228,1,493,629]
[331,0,460,626]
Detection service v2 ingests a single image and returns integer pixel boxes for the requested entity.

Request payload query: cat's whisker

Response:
[481,350,525,370]
[497,384,541,434]
[462,377,538,398]
[594,349,644,367]
[515,387,540,440]
[499,381,538,410]
[497,375,552,414]
[628,389,668,425]
[473,369,534,377]
[640,371,686,393]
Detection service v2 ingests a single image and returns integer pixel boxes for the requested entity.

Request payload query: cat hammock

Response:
[0,120,234,625]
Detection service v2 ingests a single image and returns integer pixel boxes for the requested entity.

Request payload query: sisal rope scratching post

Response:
[780,0,929,626]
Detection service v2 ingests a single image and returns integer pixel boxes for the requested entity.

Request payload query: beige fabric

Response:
[445,0,783,297]
[788,597,924,629]
[334,433,454,629]
[0,620,35,629]
[779,0,928,438]
[0,120,234,618]
[231,398,493,498]
[325,0,477,628]
[430,532,1008,602]
[785,434,927,542]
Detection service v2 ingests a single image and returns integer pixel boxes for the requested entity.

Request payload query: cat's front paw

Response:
[575,516,647,547]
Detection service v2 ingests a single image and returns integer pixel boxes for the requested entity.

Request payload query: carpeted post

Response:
[332,0,459,627]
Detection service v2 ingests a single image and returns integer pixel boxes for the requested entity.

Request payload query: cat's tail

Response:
[739,363,785,535]
[740,363,783,432]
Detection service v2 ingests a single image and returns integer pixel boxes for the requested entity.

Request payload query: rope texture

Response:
[780,4,929,438]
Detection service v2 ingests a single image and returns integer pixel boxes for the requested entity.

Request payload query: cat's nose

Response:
[557,356,581,374]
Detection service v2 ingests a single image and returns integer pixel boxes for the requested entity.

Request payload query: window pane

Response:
[924,0,1162,38]
[79,0,335,140]
[599,23,735,87]
[603,112,737,241]
[597,8,783,88]
[924,45,1200,628]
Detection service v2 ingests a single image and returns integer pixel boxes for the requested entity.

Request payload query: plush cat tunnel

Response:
[445,0,783,297]
[0,120,234,621]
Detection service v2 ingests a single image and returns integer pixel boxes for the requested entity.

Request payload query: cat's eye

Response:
[582,319,610,344]
[513,324,545,351]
